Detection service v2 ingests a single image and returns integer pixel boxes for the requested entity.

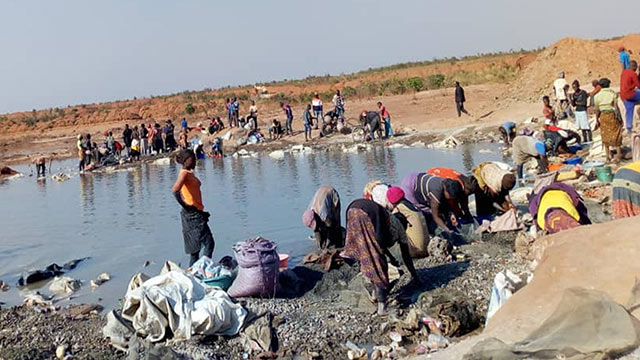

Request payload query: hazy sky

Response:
[1,0,638,113]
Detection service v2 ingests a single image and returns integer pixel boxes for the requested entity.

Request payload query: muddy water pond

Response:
[0,143,508,309]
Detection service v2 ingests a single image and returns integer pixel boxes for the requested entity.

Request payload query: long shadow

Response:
[394,260,470,307]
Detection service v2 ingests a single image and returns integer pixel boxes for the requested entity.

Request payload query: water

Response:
[0,143,507,309]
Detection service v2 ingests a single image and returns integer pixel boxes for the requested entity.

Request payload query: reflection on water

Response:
[0,143,505,309]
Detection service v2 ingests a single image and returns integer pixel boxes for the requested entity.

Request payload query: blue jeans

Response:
[314,110,322,128]
[384,117,394,138]
[623,90,640,131]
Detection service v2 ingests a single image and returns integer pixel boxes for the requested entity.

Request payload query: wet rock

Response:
[49,276,81,294]
[90,272,111,289]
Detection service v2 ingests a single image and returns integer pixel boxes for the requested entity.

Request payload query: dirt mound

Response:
[510,37,621,101]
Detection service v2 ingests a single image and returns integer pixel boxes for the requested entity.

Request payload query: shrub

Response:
[342,86,357,98]
[299,92,314,103]
[407,77,425,92]
[185,103,196,115]
[427,74,446,89]
[388,78,407,95]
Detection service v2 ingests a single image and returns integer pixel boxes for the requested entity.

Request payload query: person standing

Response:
[594,78,623,163]
[181,117,188,132]
[122,124,132,156]
[542,95,557,127]
[34,156,47,177]
[77,135,85,172]
[621,60,640,133]
[171,149,215,266]
[140,123,149,155]
[248,100,259,129]
[619,46,631,70]
[571,80,592,142]
[84,134,93,166]
[332,90,345,124]
[454,82,469,117]
[312,93,323,129]
[303,104,313,141]
[281,102,294,136]
[553,72,570,118]
[378,101,393,138]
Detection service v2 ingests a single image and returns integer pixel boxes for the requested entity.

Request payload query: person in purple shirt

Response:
[281,102,294,136]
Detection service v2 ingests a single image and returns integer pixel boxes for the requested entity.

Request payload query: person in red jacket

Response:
[621,60,640,132]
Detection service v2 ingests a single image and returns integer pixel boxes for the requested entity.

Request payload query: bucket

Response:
[595,166,613,182]
[278,253,289,270]
[563,156,583,165]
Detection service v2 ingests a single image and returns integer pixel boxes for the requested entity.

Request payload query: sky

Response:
[1,0,639,114]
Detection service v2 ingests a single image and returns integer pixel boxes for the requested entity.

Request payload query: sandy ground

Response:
[0,83,539,167]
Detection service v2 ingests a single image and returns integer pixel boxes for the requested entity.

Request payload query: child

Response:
[542,96,557,128]
[171,149,215,266]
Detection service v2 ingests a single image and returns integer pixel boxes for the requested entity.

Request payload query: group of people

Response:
[276,90,348,141]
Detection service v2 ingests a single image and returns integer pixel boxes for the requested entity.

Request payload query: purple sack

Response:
[227,237,279,298]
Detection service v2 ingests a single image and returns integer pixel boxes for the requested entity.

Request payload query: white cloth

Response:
[121,265,247,342]
[575,111,590,130]
[554,78,568,100]
[371,184,390,209]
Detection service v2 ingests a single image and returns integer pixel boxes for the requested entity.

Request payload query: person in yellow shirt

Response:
[529,183,591,234]
[171,149,215,266]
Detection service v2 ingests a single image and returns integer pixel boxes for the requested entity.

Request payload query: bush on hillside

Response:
[427,74,446,89]
[185,103,196,115]
[407,77,425,92]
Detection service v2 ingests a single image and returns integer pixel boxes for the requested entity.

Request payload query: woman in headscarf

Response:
[363,180,391,209]
[302,186,343,249]
[529,183,591,234]
[612,162,640,218]
[594,78,623,163]
[472,162,517,217]
[342,198,420,315]
[171,149,215,266]
[386,186,430,258]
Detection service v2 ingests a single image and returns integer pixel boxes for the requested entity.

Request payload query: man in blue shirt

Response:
[181,118,188,131]
[499,121,516,146]
[619,46,630,70]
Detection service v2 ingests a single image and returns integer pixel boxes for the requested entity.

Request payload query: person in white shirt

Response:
[553,71,572,118]
[247,100,259,130]
[312,93,323,130]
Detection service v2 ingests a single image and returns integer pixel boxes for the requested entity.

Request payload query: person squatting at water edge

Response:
[171,149,215,266]
[303,186,344,249]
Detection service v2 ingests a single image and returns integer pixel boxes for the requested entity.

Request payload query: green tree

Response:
[427,74,446,89]
[185,103,196,115]
[407,77,425,92]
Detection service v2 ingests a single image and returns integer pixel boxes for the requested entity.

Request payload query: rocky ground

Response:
[0,228,530,360]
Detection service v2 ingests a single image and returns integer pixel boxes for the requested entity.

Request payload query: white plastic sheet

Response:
[121,267,247,342]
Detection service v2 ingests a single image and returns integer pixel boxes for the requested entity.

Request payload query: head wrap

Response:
[386,186,405,205]
[302,209,316,229]
[371,184,390,208]
[619,46,626,52]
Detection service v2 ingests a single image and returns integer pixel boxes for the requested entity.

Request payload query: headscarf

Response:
[371,184,390,209]
[302,209,316,229]
[386,186,405,205]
